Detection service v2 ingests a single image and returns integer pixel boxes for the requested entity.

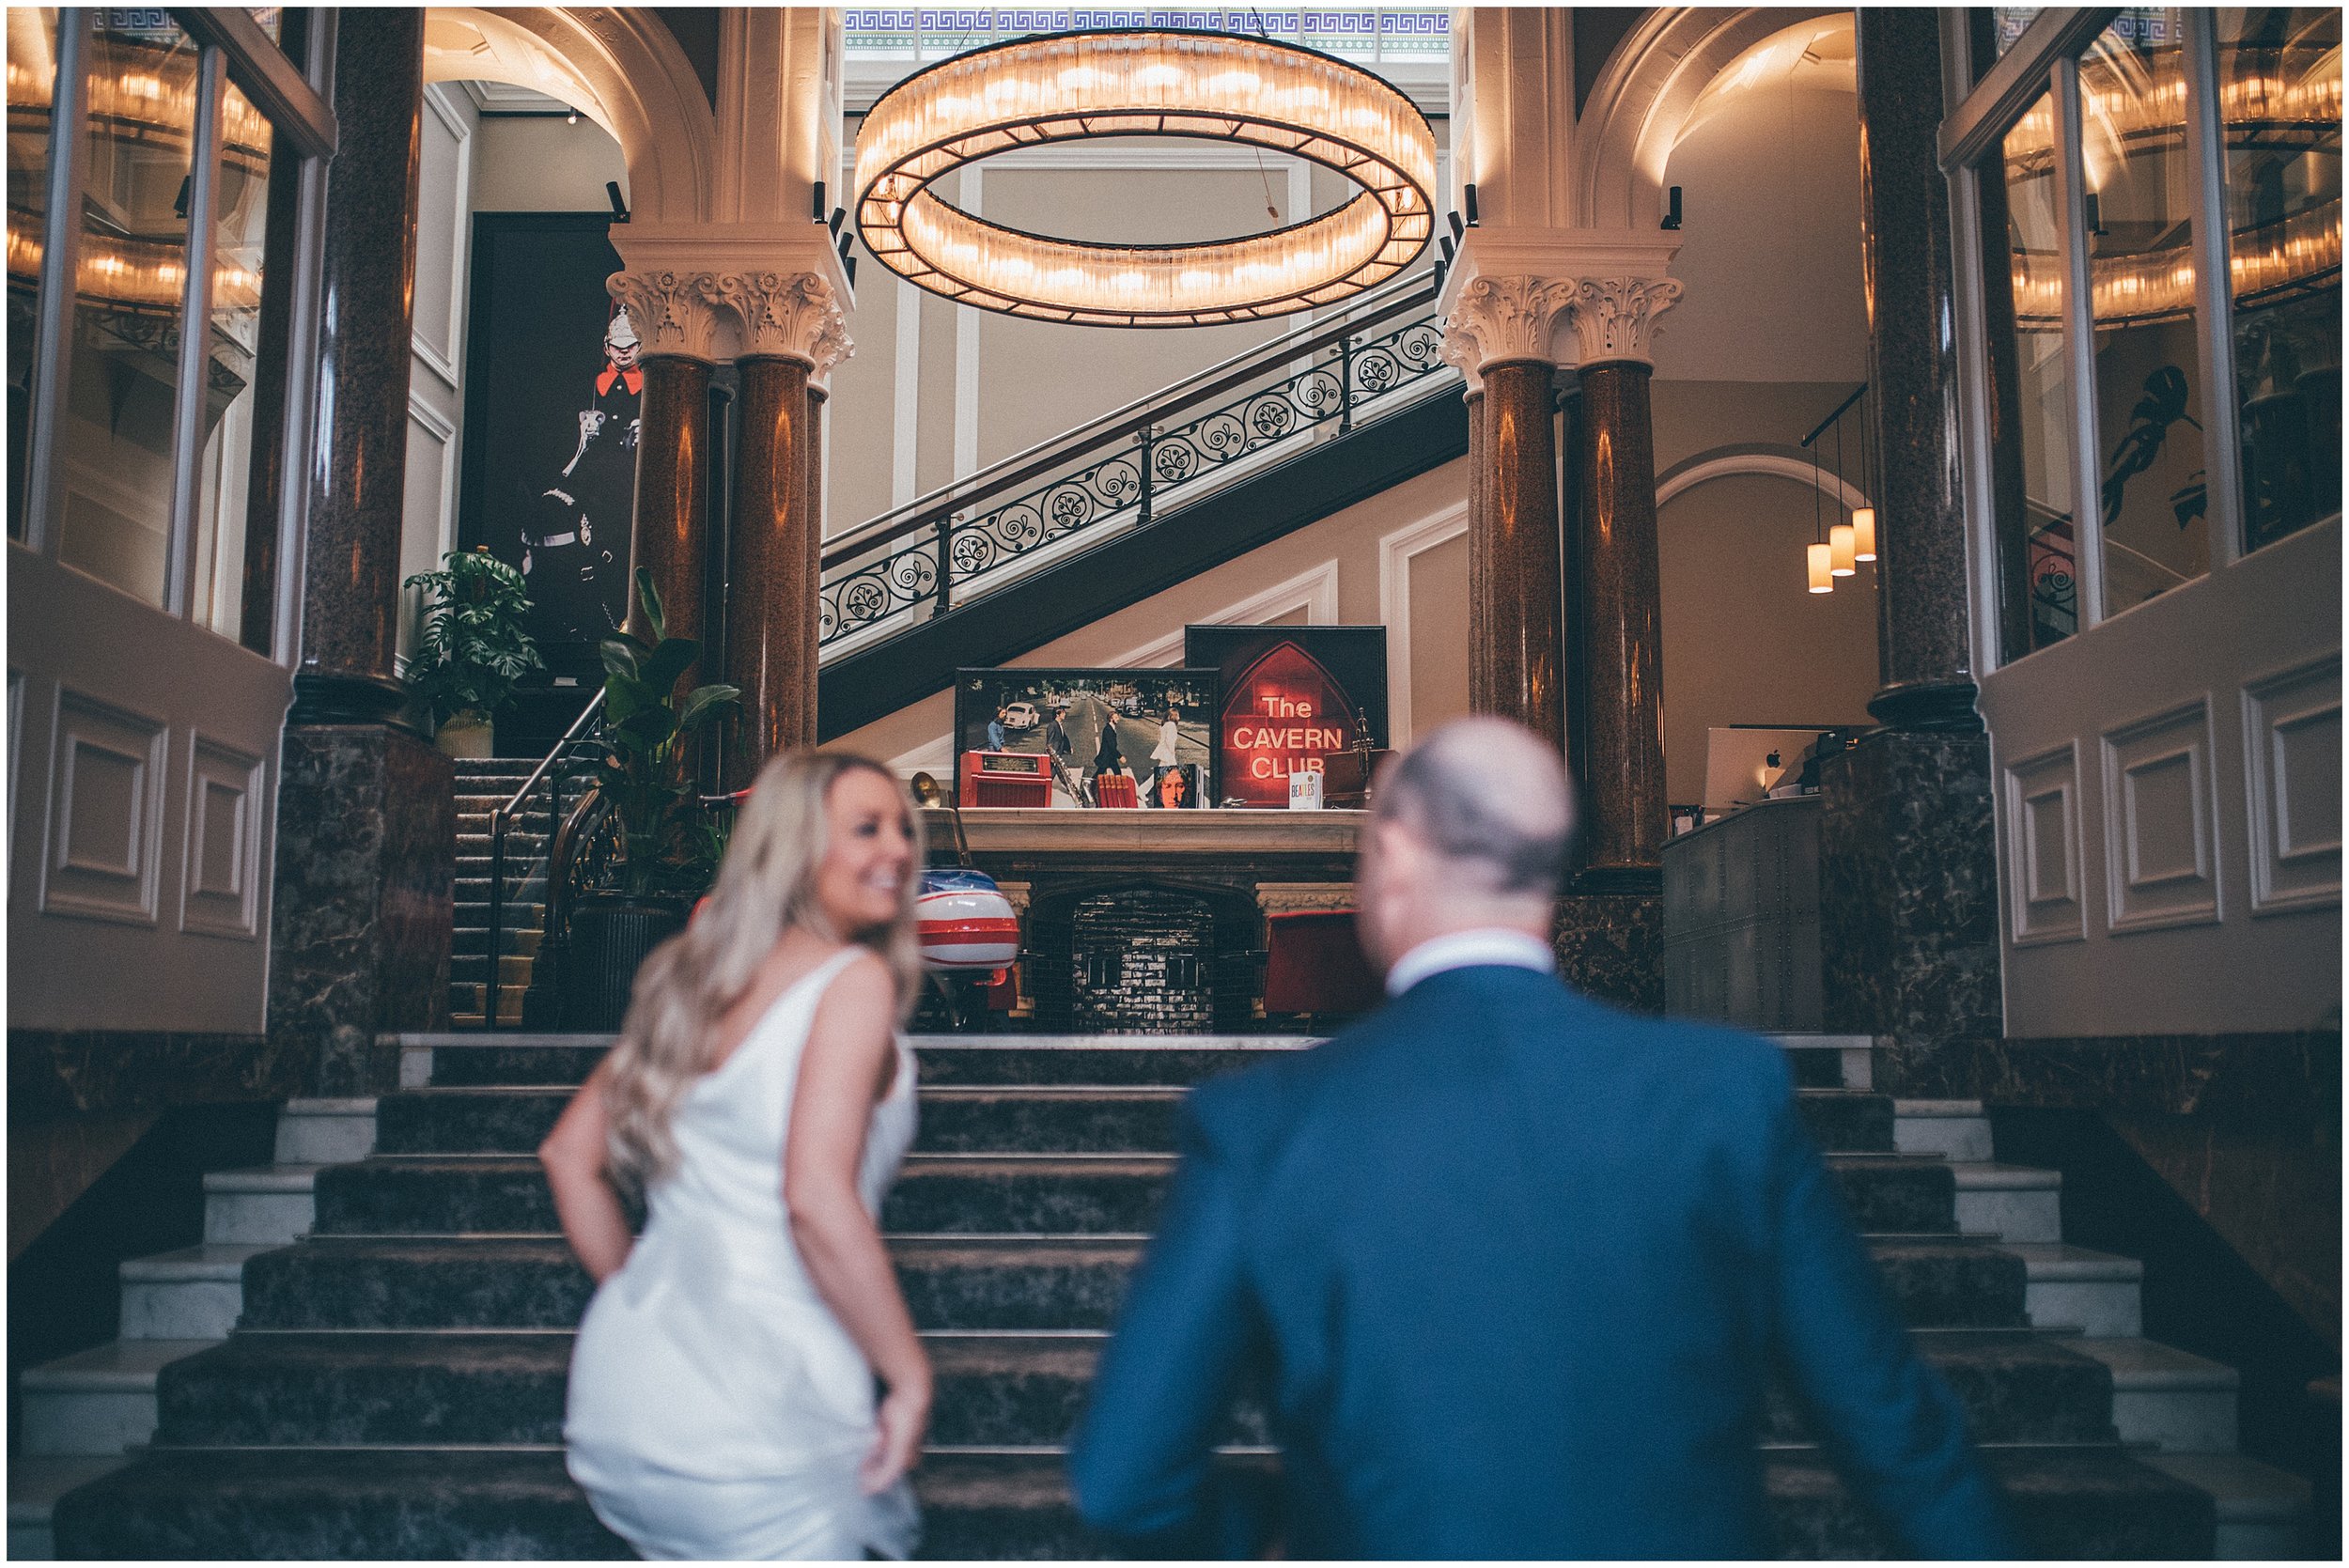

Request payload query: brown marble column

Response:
[1572,359,1667,875]
[288,6,425,725]
[1821,12,2002,1081]
[623,354,712,658]
[267,7,451,1089]
[1470,361,1566,751]
[1856,6,1978,732]
[726,355,817,784]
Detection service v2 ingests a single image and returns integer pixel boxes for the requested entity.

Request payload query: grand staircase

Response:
[23,1031,2312,1558]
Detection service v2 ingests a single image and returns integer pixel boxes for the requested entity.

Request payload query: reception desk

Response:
[1660,797,1823,1032]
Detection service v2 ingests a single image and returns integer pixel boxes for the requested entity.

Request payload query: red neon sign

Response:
[1216,640,1357,806]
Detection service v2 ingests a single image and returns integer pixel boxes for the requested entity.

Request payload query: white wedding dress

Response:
[566,947,922,1560]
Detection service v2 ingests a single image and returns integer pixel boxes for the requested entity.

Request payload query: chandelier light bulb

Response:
[1808,542,1833,594]
[1829,522,1857,576]
[1850,506,1876,562]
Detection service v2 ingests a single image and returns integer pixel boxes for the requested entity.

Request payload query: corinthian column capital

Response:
[606,270,726,363]
[1566,275,1685,368]
[697,270,853,381]
[1443,275,1579,377]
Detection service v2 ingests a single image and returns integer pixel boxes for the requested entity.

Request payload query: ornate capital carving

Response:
[1567,275,1684,367]
[697,270,853,380]
[606,270,724,362]
[1444,275,1579,374]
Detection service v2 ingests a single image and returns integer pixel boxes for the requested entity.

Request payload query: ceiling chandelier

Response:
[853,30,1436,328]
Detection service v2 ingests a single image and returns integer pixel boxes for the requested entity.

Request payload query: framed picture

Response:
[954,668,1219,808]
[459,211,637,676]
[1182,625,1389,806]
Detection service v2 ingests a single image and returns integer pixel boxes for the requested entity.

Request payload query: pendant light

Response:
[1851,385,1877,561]
[1807,440,1832,592]
[1828,420,1856,576]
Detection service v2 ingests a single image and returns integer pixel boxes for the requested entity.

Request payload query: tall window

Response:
[1948,8,2342,667]
[8,8,333,651]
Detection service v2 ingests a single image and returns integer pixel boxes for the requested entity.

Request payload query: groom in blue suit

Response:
[1068,718,2015,1559]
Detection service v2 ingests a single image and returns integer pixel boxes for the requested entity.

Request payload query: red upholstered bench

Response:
[1262,908,1383,1018]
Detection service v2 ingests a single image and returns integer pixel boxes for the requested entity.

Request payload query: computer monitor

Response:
[1702,726,1834,817]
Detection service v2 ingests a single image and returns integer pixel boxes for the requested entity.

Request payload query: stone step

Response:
[2069,1337,2241,1453]
[2014,1244,2145,1337]
[447,952,537,987]
[8,1456,132,1560]
[233,1234,2023,1333]
[49,1445,2217,1559]
[140,1327,2116,1452]
[202,1165,321,1246]
[451,925,544,959]
[272,1099,378,1166]
[118,1244,268,1340]
[368,1083,1902,1157]
[444,984,529,1027]
[1952,1162,2062,1245]
[2138,1452,2313,1559]
[303,1150,1959,1239]
[1894,1098,1995,1162]
[18,1340,216,1456]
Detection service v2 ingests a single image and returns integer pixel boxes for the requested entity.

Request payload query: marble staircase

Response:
[448,759,560,1028]
[19,1032,2312,1559]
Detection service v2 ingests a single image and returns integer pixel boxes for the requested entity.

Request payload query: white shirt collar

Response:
[1384,927,1557,997]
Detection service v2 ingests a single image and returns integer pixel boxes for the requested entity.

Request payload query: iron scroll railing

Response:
[817,271,1455,650]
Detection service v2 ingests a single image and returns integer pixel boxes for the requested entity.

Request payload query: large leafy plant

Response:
[402,546,544,726]
[568,569,739,896]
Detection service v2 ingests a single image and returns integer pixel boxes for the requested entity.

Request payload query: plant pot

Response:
[563,892,692,1031]
[435,711,494,759]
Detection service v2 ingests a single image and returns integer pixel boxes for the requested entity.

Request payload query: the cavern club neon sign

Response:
[1216,639,1360,806]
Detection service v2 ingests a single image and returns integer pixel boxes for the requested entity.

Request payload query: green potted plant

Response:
[556,569,739,1027]
[401,546,545,757]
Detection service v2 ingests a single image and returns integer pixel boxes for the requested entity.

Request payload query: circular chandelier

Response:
[853,30,1436,328]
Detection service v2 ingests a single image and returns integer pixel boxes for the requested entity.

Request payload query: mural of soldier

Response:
[521,303,642,641]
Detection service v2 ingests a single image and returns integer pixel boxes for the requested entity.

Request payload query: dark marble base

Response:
[1870,1031,2342,1122]
[269,725,455,1096]
[1552,891,1664,1012]
[1819,728,1999,1074]
[8,1030,301,1125]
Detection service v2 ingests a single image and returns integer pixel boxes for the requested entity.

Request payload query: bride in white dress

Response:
[540,753,930,1560]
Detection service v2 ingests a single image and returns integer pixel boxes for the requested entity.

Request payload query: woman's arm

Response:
[786,952,932,1493]
[539,1055,634,1282]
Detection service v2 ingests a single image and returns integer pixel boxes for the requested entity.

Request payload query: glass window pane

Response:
[1983,95,2082,656]
[56,14,199,607]
[2080,11,2211,621]
[2217,8,2341,552]
[190,78,272,639]
[7,8,61,541]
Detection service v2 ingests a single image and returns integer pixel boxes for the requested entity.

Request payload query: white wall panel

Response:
[2004,741,2085,946]
[2100,698,2219,934]
[2242,655,2342,916]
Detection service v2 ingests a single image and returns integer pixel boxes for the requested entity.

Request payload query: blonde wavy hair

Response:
[602,751,923,1191]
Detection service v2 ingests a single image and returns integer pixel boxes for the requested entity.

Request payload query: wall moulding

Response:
[607,225,856,374]
[1437,228,1684,371]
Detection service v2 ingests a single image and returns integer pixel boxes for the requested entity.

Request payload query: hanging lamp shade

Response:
[1850,505,1876,562]
[1807,542,1833,593]
[1829,523,1857,576]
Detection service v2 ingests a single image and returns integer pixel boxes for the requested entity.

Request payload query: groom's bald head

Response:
[1373,717,1576,899]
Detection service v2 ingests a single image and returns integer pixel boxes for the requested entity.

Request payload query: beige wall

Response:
[833,458,1470,770]
[470,115,630,211]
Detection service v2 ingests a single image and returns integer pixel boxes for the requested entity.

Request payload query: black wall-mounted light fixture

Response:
[837,227,855,261]
[1439,233,1456,266]
[605,181,630,222]
[812,179,827,223]
[1462,182,1480,225]
[829,206,847,236]
[1448,210,1465,243]
[2083,191,2107,236]
[1662,185,1683,231]
[844,254,858,287]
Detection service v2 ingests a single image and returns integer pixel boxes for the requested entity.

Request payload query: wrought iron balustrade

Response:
[817,273,1454,651]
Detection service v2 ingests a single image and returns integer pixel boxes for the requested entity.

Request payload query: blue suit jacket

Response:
[1067,966,2017,1560]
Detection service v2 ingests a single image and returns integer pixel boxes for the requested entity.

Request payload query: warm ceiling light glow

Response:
[1807,542,1833,594]
[854,30,1436,327]
[1851,505,1876,561]
[1829,522,1857,576]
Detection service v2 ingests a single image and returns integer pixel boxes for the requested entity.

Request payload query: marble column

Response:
[1821,11,2003,1081]
[1571,357,1667,878]
[266,8,452,1093]
[608,270,723,660]
[288,7,425,727]
[698,269,848,783]
[1445,277,1574,753]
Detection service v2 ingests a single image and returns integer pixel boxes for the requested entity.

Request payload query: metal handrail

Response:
[483,687,607,1031]
[820,270,1442,568]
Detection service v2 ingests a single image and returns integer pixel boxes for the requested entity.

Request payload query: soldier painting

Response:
[521,303,643,641]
